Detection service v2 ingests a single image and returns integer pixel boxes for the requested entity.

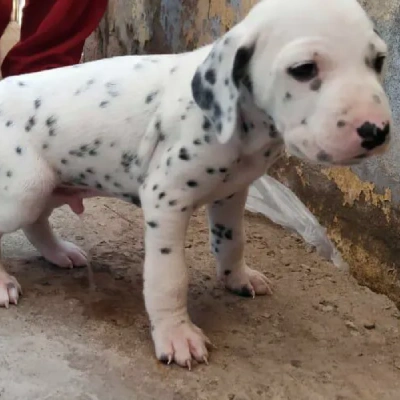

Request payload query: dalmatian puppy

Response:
[0,0,391,368]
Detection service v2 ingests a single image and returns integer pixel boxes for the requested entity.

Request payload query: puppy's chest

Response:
[205,144,284,202]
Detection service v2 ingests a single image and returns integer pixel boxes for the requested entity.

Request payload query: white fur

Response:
[0,0,391,368]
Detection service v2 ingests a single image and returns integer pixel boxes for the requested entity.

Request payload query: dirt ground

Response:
[0,197,399,400]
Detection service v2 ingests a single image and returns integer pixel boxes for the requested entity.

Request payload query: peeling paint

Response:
[321,167,392,220]
[328,222,400,308]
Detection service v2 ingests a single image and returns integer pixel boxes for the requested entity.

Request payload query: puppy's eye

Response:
[373,54,385,74]
[287,61,318,82]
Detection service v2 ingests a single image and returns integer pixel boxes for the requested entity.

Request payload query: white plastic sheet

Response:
[246,175,348,269]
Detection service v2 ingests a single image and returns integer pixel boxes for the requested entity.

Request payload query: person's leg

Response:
[1,0,108,77]
[0,0,12,40]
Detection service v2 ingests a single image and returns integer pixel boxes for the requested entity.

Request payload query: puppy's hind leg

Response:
[0,147,57,307]
[0,239,22,308]
[23,204,88,269]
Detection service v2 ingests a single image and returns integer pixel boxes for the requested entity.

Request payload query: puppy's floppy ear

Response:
[191,25,257,144]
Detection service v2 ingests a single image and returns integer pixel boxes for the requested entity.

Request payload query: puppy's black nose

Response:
[357,121,390,150]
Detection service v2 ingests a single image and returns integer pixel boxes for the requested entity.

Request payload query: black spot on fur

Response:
[204,134,211,143]
[160,248,171,255]
[310,78,322,91]
[206,167,215,174]
[46,115,57,136]
[105,81,119,97]
[146,91,159,104]
[213,103,222,119]
[191,71,214,110]
[187,180,198,187]
[169,200,177,206]
[224,229,233,240]
[269,125,279,138]
[179,147,190,161]
[46,116,57,126]
[205,69,216,85]
[6,170,12,178]
[25,116,36,132]
[284,92,292,101]
[193,139,202,145]
[15,146,22,155]
[34,98,41,109]
[159,192,166,200]
[203,117,211,131]
[121,152,135,173]
[99,100,109,108]
[317,150,332,163]
[147,221,158,228]
[337,120,346,128]
[152,184,158,191]
[86,167,95,174]
[224,270,231,276]
[42,143,49,150]
[232,45,255,88]
[5,120,13,127]
[61,159,68,165]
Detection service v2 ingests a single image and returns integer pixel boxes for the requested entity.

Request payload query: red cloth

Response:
[0,0,107,78]
[0,0,12,39]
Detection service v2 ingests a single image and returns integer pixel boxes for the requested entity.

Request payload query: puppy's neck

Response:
[236,91,283,156]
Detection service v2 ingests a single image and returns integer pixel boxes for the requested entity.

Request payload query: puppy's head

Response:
[192,0,391,166]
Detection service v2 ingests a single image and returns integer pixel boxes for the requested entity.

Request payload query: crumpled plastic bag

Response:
[246,175,348,269]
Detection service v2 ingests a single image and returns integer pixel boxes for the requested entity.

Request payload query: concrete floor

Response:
[0,198,400,400]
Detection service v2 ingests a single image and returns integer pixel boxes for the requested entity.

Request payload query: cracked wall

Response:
[83,0,400,307]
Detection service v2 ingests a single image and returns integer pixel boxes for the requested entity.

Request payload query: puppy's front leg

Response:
[142,202,210,369]
[207,188,272,297]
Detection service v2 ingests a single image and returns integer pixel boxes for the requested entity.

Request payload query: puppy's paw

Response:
[41,240,88,269]
[224,266,273,297]
[0,271,21,308]
[152,319,211,369]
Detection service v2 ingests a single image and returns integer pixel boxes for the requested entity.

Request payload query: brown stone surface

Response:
[1,198,400,399]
